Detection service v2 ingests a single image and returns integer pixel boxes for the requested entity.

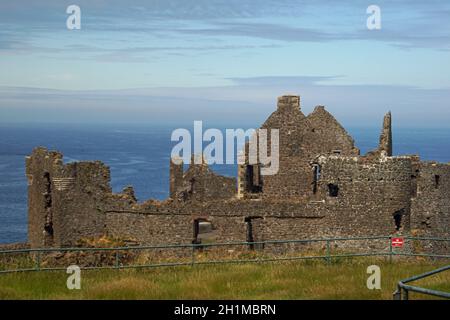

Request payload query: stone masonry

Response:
[26,95,450,252]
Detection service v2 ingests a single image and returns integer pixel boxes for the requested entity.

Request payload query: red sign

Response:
[391,237,404,247]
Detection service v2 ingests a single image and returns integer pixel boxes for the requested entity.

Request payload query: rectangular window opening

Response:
[328,184,339,197]
[434,175,440,189]
[313,164,321,194]
[245,217,264,250]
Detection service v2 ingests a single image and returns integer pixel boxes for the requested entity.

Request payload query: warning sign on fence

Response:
[391,237,404,248]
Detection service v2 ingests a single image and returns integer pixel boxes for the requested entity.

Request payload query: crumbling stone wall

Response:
[53,161,111,247]
[170,157,236,202]
[366,112,393,159]
[315,155,414,236]
[25,95,450,254]
[106,211,193,245]
[103,188,401,248]
[26,148,62,247]
[103,196,325,245]
[26,147,111,247]
[241,96,359,200]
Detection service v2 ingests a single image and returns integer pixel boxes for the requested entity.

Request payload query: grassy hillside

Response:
[0,257,449,300]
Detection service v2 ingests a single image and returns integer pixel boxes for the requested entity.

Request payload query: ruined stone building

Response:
[26,95,450,250]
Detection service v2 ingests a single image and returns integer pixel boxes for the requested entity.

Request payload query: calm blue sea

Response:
[1,123,450,244]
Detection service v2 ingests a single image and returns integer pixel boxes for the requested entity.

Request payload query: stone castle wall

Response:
[410,162,450,252]
[316,156,414,234]
[25,95,450,253]
[26,147,111,247]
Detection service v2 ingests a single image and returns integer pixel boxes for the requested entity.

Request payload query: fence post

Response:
[326,240,331,264]
[35,251,41,271]
[402,288,409,300]
[389,236,393,263]
[115,250,120,269]
[191,244,196,267]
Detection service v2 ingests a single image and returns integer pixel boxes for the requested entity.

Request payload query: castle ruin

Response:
[26,95,450,251]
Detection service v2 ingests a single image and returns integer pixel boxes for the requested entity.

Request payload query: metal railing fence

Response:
[0,235,449,274]
[393,265,450,300]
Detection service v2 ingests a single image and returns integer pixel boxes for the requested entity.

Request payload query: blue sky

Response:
[1,0,450,127]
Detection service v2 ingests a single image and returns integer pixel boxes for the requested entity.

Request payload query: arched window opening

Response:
[393,208,405,231]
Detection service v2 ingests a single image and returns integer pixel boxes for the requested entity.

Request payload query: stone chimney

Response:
[169,156,183,198]
[277,95,300,112]
[379,111,393,156]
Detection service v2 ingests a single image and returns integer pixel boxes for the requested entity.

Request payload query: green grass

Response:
[0,258,449,300]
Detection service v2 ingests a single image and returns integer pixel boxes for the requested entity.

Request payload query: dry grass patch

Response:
[0,258,448,300]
